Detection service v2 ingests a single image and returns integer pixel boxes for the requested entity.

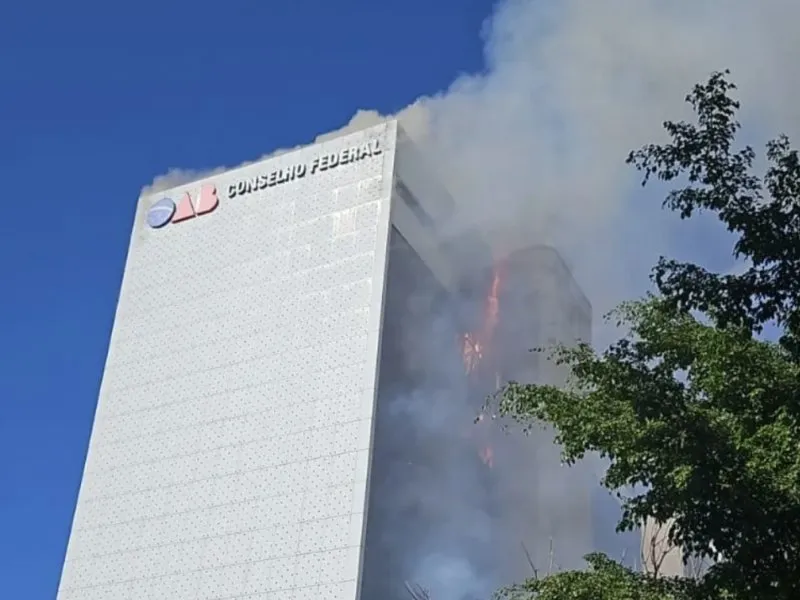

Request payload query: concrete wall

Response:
[641,518,685,577]
[641,517,717,578]
[57,122,398,600]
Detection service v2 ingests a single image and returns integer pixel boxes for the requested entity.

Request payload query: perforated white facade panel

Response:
[57,121,399,600]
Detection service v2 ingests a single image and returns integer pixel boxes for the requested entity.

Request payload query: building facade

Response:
[641,517,685,577]
[57,120,601,600]
[58,122,410,600]
[641,517,714,578]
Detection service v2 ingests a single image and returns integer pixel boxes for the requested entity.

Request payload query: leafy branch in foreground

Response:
[494,71,800,600]
[628,70,800,358]
[498,298,800,597]
[494,553,692,600]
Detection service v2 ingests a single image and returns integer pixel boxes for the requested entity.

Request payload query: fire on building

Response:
[460,260,507,468]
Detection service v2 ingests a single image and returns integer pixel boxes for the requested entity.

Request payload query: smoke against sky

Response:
[350,0,800,348]
[145,0,800,346]
[141,0,799,596]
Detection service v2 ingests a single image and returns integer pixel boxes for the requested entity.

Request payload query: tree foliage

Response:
[495,553,691,600]
[495,72,800,599]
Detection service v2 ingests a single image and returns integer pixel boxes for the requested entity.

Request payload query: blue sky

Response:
[0,1,494,596]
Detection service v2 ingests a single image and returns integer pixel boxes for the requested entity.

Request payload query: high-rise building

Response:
[641,517,685,577]
[641,517,714,578]
[56,120,599,600]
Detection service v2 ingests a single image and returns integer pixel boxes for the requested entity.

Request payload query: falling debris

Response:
[462,333,483,374]
[480,445,494,468]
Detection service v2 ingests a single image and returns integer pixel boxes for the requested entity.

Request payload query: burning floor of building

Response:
[359,234,595,600]
[358,229,499,600]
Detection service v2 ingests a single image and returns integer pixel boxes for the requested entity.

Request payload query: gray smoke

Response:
[142,0,800,597]
[143,0,800,346]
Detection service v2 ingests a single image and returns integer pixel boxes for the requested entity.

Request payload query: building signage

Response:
[145,184,219,229]
[227,138,383,199]
[146,137,382,229]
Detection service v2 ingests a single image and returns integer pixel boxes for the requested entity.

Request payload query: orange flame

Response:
[460,261,507,466]
[460,261,506,376]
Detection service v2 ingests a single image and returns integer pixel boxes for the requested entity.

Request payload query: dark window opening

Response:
[395,179,436,230]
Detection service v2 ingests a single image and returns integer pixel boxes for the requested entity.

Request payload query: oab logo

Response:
[146,184,220,229]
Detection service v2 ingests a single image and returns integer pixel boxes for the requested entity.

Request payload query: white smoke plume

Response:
[144,0,800,345]
[142,0,800,597]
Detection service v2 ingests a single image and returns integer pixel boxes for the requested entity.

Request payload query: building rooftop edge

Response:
[138,119,398,202]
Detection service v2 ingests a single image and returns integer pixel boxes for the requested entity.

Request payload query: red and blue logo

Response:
[146,184,220,229]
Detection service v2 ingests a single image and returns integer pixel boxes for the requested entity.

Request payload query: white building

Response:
[641,517,715,578]
[57,120,599,600]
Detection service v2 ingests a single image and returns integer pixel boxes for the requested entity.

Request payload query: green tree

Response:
[493,72,800,600]
[497,553,691,600]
